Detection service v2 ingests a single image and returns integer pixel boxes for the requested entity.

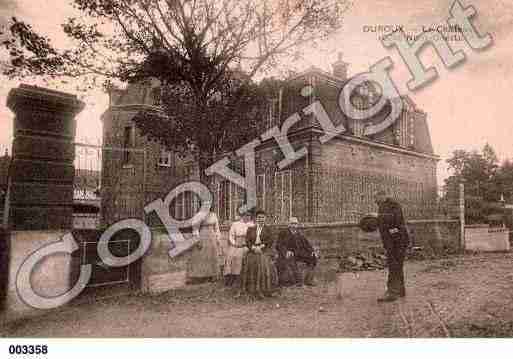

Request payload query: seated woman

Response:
[186,212,222,284]
[240,210,278,299]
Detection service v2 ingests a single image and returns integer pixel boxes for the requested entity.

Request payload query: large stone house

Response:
[101,56,438,226]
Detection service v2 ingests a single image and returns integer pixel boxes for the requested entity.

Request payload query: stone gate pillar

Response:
[6,85,84,230]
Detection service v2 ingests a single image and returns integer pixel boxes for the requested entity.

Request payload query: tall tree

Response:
[445,144,499,201]
[493,159,513,203]
[444,144,504,223]
[2,0,351,182]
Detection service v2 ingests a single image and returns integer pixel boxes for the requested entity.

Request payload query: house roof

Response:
[99,66,434,156]
[287,66,345,87]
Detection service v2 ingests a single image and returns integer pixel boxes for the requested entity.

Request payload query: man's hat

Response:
[289,217,299,224]
[359,213,378,233]
[238,208,254,217]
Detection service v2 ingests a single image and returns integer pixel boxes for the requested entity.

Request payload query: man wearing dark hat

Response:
[375,190,409,302]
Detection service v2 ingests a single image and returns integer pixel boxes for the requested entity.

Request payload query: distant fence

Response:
[217,166,461,225]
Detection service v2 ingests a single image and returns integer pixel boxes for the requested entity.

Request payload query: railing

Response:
[74,141,146,228]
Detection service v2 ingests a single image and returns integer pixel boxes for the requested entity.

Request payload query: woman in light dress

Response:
[186,212,222,284]
[224,211,254,287]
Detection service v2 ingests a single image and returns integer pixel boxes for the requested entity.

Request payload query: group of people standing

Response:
[186,209,319,299]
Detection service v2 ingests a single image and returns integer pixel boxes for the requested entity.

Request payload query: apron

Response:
[223,234,246,276]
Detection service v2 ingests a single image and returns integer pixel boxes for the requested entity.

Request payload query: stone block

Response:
[10,183,74,206]
[140,231,194,294]
[4,230,70,321]
[7,85,84,139]
[9,206,73,231]
[10,159,74,184]
[13,110,76,139]
[13,135,74,162]
[465,226,510,252]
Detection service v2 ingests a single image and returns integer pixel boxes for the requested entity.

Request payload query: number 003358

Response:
[8,344,48,355]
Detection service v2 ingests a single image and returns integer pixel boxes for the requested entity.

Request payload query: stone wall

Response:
[4,230,71,321]
[218,219,461,266]
[464,224,510,252]
[140,230,193,294]
[71,218,462,297]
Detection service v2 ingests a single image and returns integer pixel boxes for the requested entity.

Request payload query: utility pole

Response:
[459,182,465,251]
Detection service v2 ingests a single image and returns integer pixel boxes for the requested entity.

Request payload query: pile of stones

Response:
[338,252,386,272]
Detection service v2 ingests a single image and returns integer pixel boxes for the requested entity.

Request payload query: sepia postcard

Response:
[0,0,511,352]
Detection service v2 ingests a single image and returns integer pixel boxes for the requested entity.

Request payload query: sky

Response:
[1,0,512,184]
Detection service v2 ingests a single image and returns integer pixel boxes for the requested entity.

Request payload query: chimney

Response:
[332,52,349,80]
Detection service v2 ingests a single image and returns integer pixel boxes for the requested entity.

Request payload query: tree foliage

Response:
[2,0,351,93]
[131,72,283,180]
[2,0,351,181]
[445,143,499,201]
[444,143,513,224]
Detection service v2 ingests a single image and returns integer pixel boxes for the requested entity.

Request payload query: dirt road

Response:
[2,252,513,337]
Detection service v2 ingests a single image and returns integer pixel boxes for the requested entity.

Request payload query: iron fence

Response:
[74,142,146,228]
[215,166,459,225]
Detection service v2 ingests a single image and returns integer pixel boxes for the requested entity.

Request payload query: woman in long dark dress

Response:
[240,210,278,298]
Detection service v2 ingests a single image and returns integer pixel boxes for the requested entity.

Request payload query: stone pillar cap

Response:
[7,84,85,113]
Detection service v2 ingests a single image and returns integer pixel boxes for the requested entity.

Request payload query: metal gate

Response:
[74,142,146,228]
[71,142,146,294]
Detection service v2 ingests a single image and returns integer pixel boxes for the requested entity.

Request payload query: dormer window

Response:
[158,149,172,167]
[152,87,162,106]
